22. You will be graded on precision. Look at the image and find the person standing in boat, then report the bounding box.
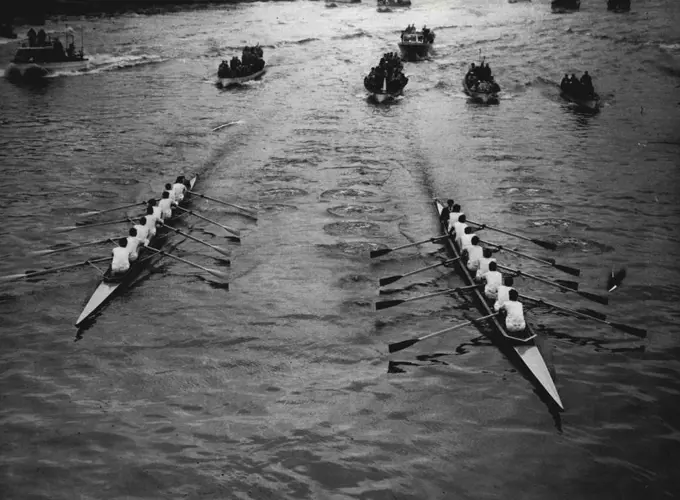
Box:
[37,29,47,46]
[111,238,131,275]
[499,289,526,333]
[494,276,515,312]
[27,28,37,47]
[479,261,503,300]
[580,71,593,94]
[560,73,569,90]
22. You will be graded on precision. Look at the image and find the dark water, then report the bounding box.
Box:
[1,0,679,498]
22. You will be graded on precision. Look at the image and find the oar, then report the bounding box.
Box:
[159,222,231,259]
[607,267,627,292]
[370,236,448,258]
[54,217,131,232]
[376,284,481,310]
[467,220,557,250]
[145,246,228,280]
[29,236,119,257]
[479,239,580,276]
[379,257,460,286]
[498,264,608,305]
[520,294,646,338]
[187,190,257,219]
[174,207,241,238]
[388,312,498,353]
[78,201,145,218]
[0,257,109,282]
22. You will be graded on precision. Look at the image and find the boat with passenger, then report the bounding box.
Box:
[559,72,600,111]
[6,27,88,79]
[364,52,408,103]
[607,0,630,11]
[217,45,266,87]
[75,176,197,327]
[551,0,580,12]
[434,199,563,410]
[378,0,411,6]
[463,61,500,104]
[397,25,434,61]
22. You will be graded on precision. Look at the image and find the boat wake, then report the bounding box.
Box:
[45,53,166,78]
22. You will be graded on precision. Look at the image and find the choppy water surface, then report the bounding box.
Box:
[1,0,679,498]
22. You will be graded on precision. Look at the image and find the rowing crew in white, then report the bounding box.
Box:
[110,176,188,275]
[442,199,527,335]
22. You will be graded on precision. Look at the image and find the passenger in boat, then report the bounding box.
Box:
[439,199,455,226]
[126,228,142,262]
[560,74,569,90]
[480,261,503,300]
[67,42,76,59]
[463,236,484,273]
[53,38,65,59]
[580,71,593,94]
[111,238,131,275]
[27,28,37,47]
[475,247,497,281]
[133,217,150,247]
[144,206,159,239]
[499,289,526,333]
[37,29,47,46]
[158,191,174,220]
[494,276,514,312]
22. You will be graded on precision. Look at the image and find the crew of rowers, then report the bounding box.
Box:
[400,24,435,44]
[560,72,594,97]
[439,199,527,338]
[365,52,409,93]
[110,176,190,276]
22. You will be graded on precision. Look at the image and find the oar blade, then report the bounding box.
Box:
[376,299,404,310]
[532,238,557,250]
[54,226,76,232]
[553,263,581,277]
[379,275,402,286]
[388,338,419,354]
[555,279,579,290]
[577,308,607,320]
[0,273,27,282]
[578,290,609,305]
[207,269,229,280]
[370,248,391,258]
[609,322,647,338]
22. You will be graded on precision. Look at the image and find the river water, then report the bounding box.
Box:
[1,0,679,498]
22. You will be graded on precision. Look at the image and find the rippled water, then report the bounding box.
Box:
[1,0,679,498]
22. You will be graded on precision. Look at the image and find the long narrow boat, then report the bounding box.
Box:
[75,175,197,327]
[434,199,563,410]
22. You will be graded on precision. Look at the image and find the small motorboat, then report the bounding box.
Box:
[217,45,266,87]
[6,27,88,79]
[364,52,408,103]
[462,62,500,104]
[607,0,630,11]
[397,27,435,61]
[559,75,600,111]
[551,0,580,12]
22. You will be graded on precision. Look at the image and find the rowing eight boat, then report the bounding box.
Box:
[434,199,563,410]
[75,175,198,327]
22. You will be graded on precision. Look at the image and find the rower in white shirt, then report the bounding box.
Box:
[126,227,142,262]
[164,184,177,204]
[158,191,174,220]
[132,217,150,247]
[499,289,526,333]
[111,238,131,275]
[147,199,163,224]
[172,176,187,203]
[452,214,468,246]
[475,248,497,281]
[459,226,475,251]
[479,261,503,300]
[144,206,159,239]
[494,276,515,312]
[462,236,484,273]
[447,204,463,233]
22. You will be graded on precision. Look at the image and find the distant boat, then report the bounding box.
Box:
[6,27,88,79]
[377,6,392,12]
[508,0,531,3]
[377,0,411,6]
[398,28,435,61]
[551,0,580,12]
[325,0,360,3]
[559,78,600,111]
[217,45,266,87]
[607,0,630,11]
[462,63,501,104]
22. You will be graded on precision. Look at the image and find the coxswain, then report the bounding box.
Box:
[158,191,174,220]
[462,236,484,273]
[493,276,514,312]
[126,228,142,262]
[144,206,158,239]
[480,261,503,300]
[133,217,150,247]
[499,289,526,333]
[111,238,131,275]
[172,176,186,203]
[439,199,455,226]
[475,247,497,281]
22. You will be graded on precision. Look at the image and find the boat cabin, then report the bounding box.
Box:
[400,32,426,44]
[13,30,85,64]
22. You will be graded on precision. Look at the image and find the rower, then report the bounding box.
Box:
[439,199,455,226]
[111,238,131,275]
[451,214,468,243]
[126,227,142,262]
[499,289,526,333]
[447,204,463,233]
[164,183,177,204]
[462,236,483,273]
[144,206,159,239]
[459,226,475,251]
[158,191,174,220]
[147,198,163,223]
[132,217,150,247]
[475,247,497,281]
[172,176,186,203]
[479,261,502,300]
[494,276,515,312]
